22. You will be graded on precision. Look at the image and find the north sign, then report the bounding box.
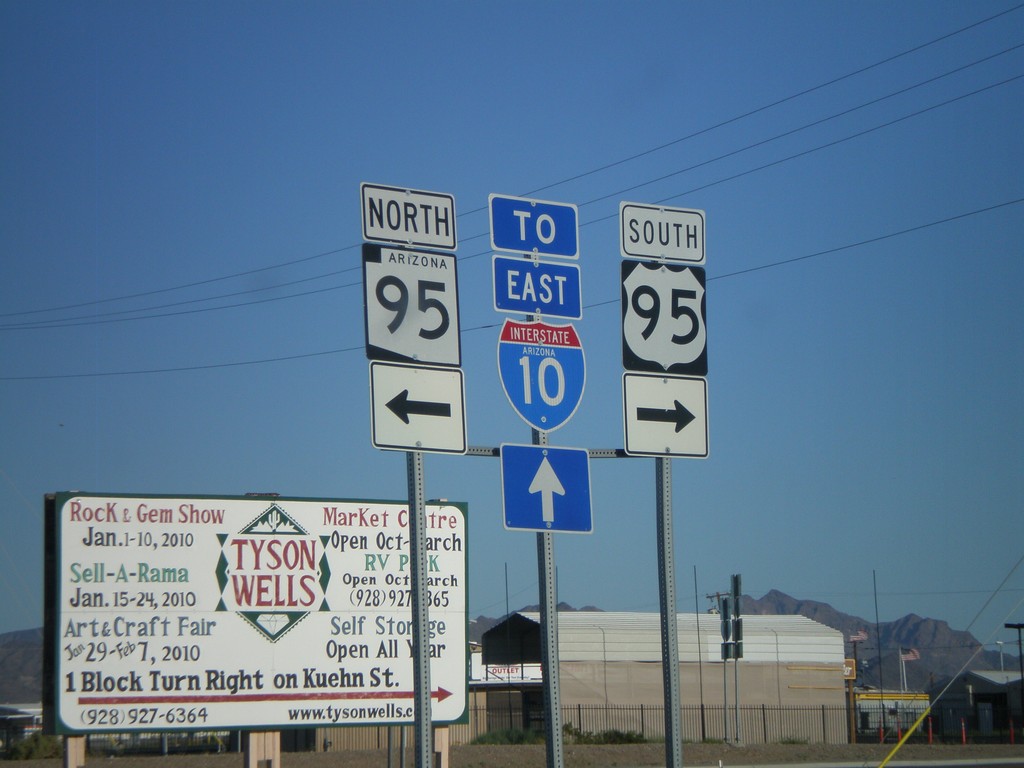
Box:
[489,194,579,259]
[622,261,707,376]
[361,182,457,251]
[500,444,592,533]
[497,319,585,433]
[492,255,582,320]
[370,362,467,454]
[620,202,705,264]
[363,244,461,367]
[622,372,708,458]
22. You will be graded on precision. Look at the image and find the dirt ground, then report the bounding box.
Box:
[17,742,1024,768]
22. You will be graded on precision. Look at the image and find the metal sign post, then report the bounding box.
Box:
[534,428,564,768]
[361,182,466,768]
[620,202,708,768]
[732,573,743,743]
[406,451,433,768]
[655,456,682,768]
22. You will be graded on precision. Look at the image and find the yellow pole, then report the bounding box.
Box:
[876,705,931,768]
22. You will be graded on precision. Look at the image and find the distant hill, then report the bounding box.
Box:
[3,593,1012,704]
[743,589,1004,691]
[0,627,42,703]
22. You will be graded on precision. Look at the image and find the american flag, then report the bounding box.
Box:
[900,647,921,661]
[849,629,868,643]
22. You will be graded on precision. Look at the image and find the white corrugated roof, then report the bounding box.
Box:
[967,669,1023,686]
[517,611,844,664]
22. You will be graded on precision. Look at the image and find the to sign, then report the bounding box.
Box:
[363,244,461,367]
[489,194,579,259]
[362,183,457,251]
[622,373,708,458]
[500,444,592,533]
[620,202,704,263]
[492,255,582,320]
[497,319,585,433]
[622,261,707,376]
[370,362,467,454]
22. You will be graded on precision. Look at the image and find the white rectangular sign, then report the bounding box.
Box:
[620,202,705,263]
[370,362,467,454]
[362,183,457,251]
[622,372,709,457]
[363,244,461,366]
[47,493,468,732]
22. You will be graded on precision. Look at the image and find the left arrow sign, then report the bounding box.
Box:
[370,362,466,454]
[386,389,453,424]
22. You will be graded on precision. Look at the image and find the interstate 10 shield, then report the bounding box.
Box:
[497,319,585,433]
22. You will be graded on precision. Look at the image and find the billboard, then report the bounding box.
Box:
[44,493,467,733]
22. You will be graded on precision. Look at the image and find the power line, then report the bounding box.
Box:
[4,4,1019,322]
[0,273,363,330]
[463,2,1024,212]
[3,196,1019,381]
[575,52,1024,209]
[0,244,357,320]
[8,63,1020,332]
[577,73,1024,230]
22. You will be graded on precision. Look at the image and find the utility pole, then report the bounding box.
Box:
[1006,623,1024,740]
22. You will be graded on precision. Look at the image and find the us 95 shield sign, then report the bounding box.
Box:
[44,493,468,733]
[621,261,707,376]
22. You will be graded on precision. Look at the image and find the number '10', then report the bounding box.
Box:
[519,357,565,406]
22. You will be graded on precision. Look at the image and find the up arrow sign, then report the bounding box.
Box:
[528,457,566,523]
[500,444,592,533]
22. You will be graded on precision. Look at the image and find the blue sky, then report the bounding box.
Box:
[2,0,1022,658]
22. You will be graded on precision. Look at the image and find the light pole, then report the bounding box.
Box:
[1005,623,1024,738]
[996,640,1004,672]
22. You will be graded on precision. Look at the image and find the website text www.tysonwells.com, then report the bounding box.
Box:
[287,701,413,723]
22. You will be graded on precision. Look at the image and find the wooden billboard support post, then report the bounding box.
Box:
[243,731,280,768]
[63,736,86,768]
[433,725,450,768]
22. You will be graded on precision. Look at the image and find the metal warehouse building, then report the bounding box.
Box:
[479,611,847,738]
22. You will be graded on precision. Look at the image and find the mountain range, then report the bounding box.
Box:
[2,590,1013,703]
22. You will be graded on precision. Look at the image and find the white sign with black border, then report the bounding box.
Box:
[370,362,467,454]
[620,202,705,263]
[621,261,707,376]
[361,182,457,251]
[622,372,708,458]
[363,243,461,367]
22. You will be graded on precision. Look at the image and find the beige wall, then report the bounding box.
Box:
[559,661,846,708]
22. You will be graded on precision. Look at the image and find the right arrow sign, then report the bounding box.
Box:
[623,373,708,458]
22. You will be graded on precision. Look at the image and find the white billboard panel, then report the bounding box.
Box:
[46,493,467,733]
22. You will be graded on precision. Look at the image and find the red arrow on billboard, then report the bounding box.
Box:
[79,687,453,705]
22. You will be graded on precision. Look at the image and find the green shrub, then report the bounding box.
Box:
[470,728,545,745]
[5,733,63,760]
[563,723,646,744]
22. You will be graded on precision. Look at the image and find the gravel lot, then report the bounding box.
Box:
[15,742,1024,768]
